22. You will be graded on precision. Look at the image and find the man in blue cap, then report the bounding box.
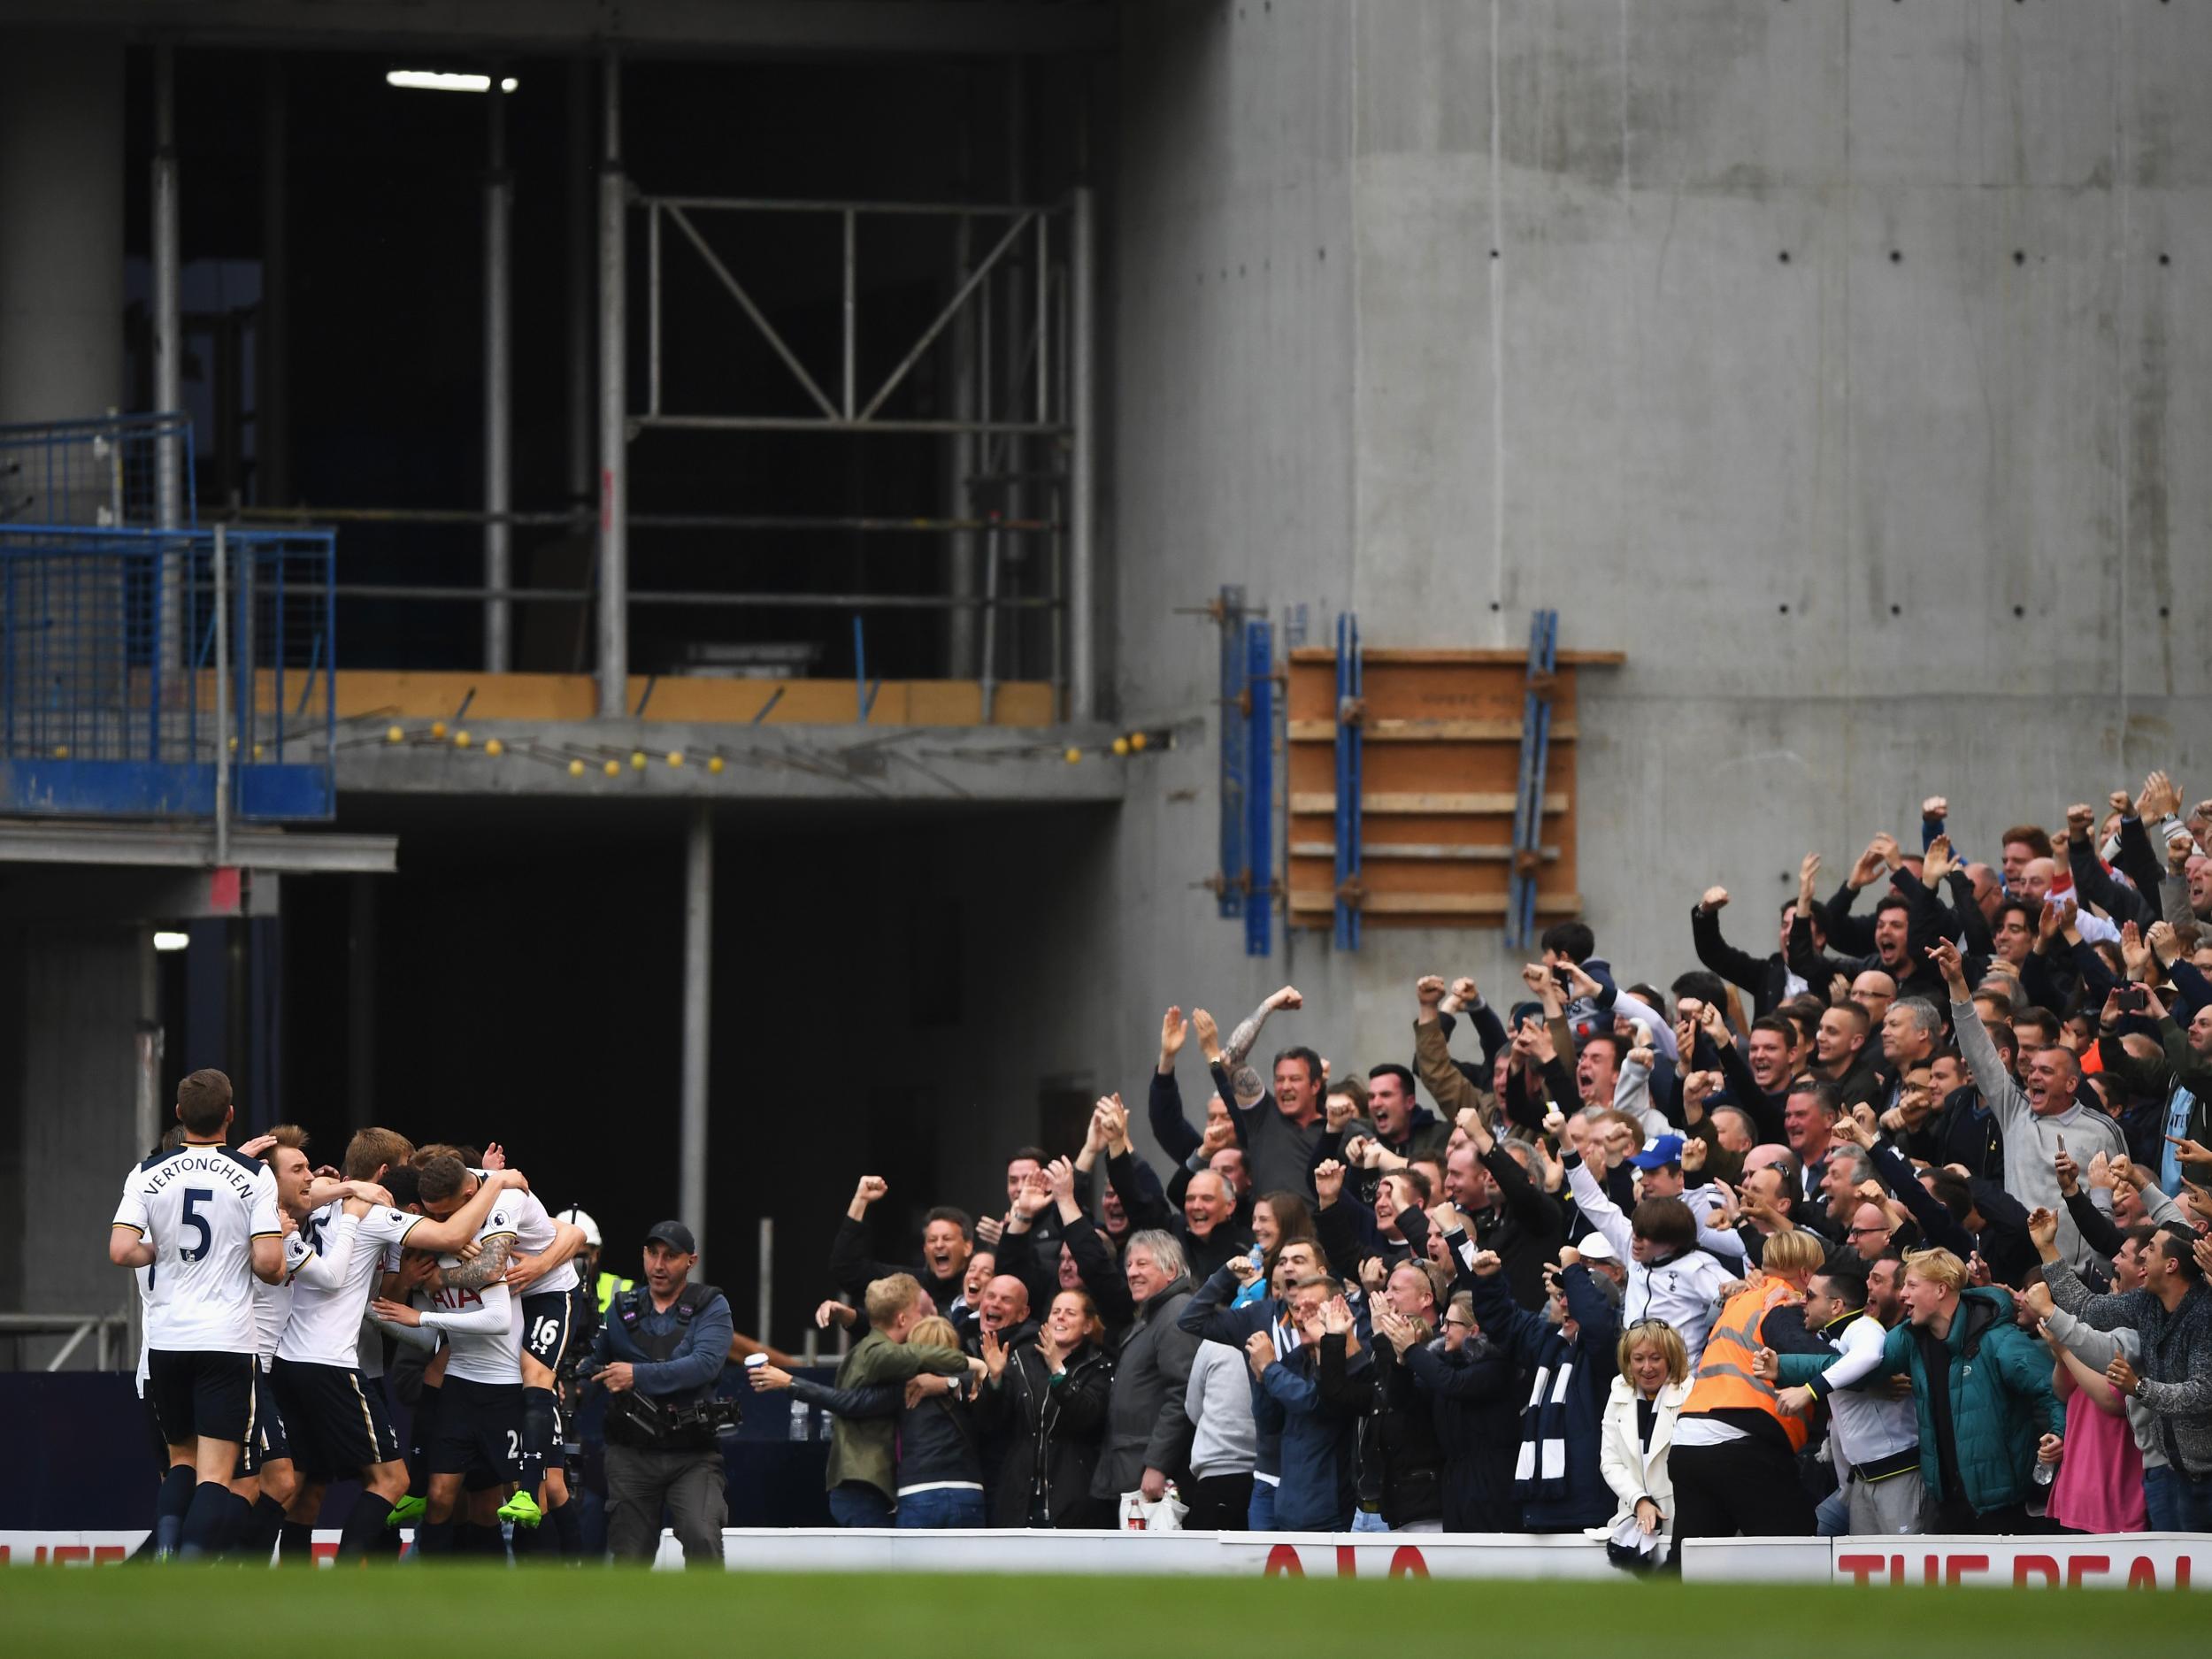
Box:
[1629,1134,1689,1200]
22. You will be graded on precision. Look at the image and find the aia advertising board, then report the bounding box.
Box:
[4,1529,2205,1586]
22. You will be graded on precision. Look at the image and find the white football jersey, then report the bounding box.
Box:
[419,1275,519,1384]
[469,1176,580,1296]
[251,1235,311,1364]
[277,1202,424,1368]
[112,1144,280,1354]
[420,1210,524,1385]
[357,1314,387,1381]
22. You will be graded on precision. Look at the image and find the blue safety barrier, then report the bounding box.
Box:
[0,525,336,821]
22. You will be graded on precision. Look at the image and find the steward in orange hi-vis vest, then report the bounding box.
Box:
[1680,1279,1809,1452]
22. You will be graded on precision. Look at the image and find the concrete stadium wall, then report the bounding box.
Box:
[1104,0,2212,1119]
[0,924,145,1365]
[0,34,123,423]
[4,4,2211,1308]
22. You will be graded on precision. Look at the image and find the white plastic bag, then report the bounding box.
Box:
[1603,1512,1671,1570]
[1118,1486,1188,1532]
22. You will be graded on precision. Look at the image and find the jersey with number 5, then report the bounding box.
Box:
[112,1145,280,1353]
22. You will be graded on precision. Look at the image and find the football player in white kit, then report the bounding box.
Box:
[128,1126,191,1559]
[108,1069,286,1558]
[477,1144,589,1554]
[226,1129,316,1560]
[273,1129,521,1562]
[373,1154,530,1558]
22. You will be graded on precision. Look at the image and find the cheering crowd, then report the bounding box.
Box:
[773,780,2212,1555]
[109,778,2212,1563]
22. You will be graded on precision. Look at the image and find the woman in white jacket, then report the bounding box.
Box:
[1599,1318,1694,1542]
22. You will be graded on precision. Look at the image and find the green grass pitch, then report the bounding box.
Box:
[2,1568,2206,1656]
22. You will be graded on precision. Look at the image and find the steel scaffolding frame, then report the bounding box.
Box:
[619,174,1094,719]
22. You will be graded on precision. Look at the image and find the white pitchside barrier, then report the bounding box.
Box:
[2,1529,2204,1586]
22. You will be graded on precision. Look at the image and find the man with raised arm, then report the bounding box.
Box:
[1193,987,1326,1199]
[1932,936,2124,1268]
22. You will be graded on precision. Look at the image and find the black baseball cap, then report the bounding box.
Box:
[644,1219,696,1254]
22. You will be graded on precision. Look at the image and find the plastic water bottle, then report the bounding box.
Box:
[788,1400,810,1441]
[2033,1455,2056,1487]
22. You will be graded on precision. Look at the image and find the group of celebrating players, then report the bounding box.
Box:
[107,1067,591,1563]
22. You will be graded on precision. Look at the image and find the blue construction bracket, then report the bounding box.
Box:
[1215,584,1248,918]
[851,616,882,721]
[1242,615,1275,957]
[1504,609,1560,949]
[1333,611,1363,951]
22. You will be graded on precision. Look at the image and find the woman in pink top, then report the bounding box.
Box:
[2038,1320,2146,1533]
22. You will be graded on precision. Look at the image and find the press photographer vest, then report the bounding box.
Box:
[605,1282,724,1451]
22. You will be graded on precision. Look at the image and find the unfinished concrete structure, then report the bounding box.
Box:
[3,2,2206,1361]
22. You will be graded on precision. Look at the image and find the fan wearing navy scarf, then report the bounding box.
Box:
[1452,1234,1620,1532]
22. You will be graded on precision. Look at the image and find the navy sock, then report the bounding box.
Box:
[222,1492,257,1559]
[279,1519,314,1566]
[248,1495,287,1560]
[337,1493,393,1563]
[179,1481,230,1559]
[509,1509,542,1556]
[550,1497,583,1560]
[154,1466,195,1557]
[415,1516,455,1556]
[519,1386,558,1497]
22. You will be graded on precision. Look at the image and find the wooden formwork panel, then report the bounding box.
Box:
[1285,649,1601,929]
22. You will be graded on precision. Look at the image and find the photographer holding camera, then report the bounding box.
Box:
[579,1219,733,1566]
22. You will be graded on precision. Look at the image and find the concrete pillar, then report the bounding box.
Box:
[679,803,712,1272]
[19,924,143,1367]
[0,34,124,424]
[346,874,377,1131]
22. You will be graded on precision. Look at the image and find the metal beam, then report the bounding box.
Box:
[1066,185,1096,722]
[213,524,231,864]
[566,55,593,515]
[483,84,513,672]
[679,801,712,1273]
[596,54,628,718]
[334,721,1126,804]
[663,204,840,420]
[0,822,398,872]
[152,46,183,667]
[258,55,290,505]
[635,414,1066,436]
[1,2,1117,56]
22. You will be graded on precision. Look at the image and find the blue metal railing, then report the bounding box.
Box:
[0,525,335,821]
[0,412,196,530]
[1504,609,1560,949]
[1333,611,1363,952]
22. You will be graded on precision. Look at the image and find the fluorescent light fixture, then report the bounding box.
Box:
[153,931,189,952]
[386,70,518,94]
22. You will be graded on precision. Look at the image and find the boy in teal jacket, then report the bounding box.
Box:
[1773,1247,2061,1532]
